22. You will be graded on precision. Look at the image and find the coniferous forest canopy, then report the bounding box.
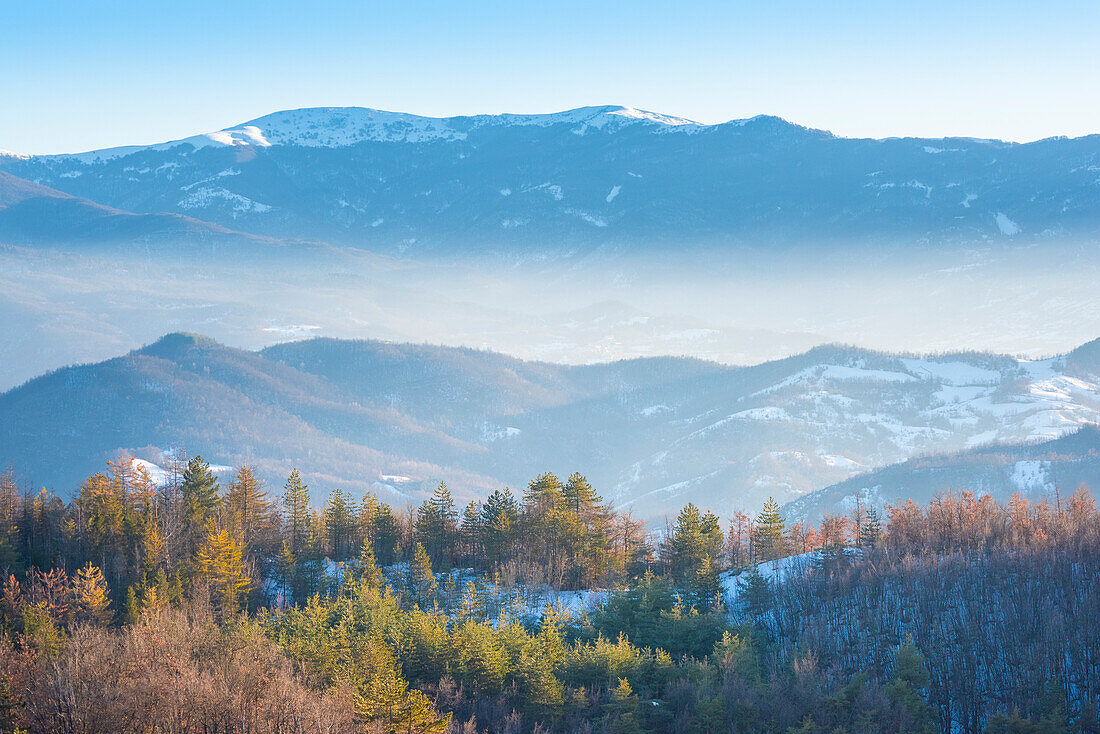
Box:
[1,455,1098,733]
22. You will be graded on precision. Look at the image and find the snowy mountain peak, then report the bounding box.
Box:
[195,105,706,148]
[48,105,712,161]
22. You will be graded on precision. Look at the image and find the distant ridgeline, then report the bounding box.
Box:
[1,456,1098,732]
[2,332,1099,522]
[4,105,1100,252]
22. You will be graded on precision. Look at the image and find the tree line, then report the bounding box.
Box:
[0,456,809,618]
[1,455,1097,732]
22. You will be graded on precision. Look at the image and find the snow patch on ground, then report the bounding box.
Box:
[734,406,791,421]
[1010,460,1052,493]
[720,552,819,603]
[899,358,1001,386]
[178,187,271,215]
[132,459,168,486]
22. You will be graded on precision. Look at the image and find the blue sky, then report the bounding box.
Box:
[2,0,1098,153]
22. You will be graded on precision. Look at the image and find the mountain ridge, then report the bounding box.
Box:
[0,170,304,251]
[3,106,811,159]
[5,105,1099,253]
[4,331,1100,519]
[785,424,1100,523]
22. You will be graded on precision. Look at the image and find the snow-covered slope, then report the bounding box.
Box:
[785,424,1100,524]
[599,346,1100,517]
[4,334,1100,519]
[5,105,1100,253]
[59,106,702,157]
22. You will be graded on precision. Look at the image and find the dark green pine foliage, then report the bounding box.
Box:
[860,506,884,547]
[884,640,936,732]
[563,471,600,515]
[738,563,771,619]
[564,472,614,587]
[406,542,438,609]
[415,482,458,570]
[181,455,219,531]
[753,496,787,562]
[282,469,311,556]
[459,501,482,565]
[667,503,724,583]
[324,487,356,561]
[690,554,722,612]
[369,502,401,566]
[480,488,518,570]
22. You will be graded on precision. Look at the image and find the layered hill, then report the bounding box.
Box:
[0,170,291,252]
[4,106,1100,254]
[2,334,1099,518]
[785,425,1100,524]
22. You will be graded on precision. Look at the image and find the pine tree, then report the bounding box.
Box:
[181,455,220,530]
[394,688,451,734]
[371,501,402,567]
[360,491,380,541]
[123,585,140,625]
[753,497,787,562]
[690,554,721,612]
[481,488,518,570]
[457,580,487,623]
[224,465,273,549]
[459,500,482,565]
[275,540,296,607]
[282,469,310,555]
[738,563,771,618]
[415,482,457,569]
[325,487,356,561]
[668,503,707,582]
[195,528,251,616]
[355,538,384,590]
[70,563,112,625]
[700,509,725,560]
[604,677,641,734]
[406,542,438,609]
[860,506,883,547]
[564,472,613,586]
[885,639,935,732]
[563,472,600,515]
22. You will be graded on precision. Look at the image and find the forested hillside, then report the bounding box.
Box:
[0,455,1096,732]
[3,332,1099,519]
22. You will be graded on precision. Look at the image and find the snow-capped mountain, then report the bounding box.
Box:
[603,342,1100,517]
[47,106,701,158]
[4,105,1100,254]
[3,333,1098,519]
